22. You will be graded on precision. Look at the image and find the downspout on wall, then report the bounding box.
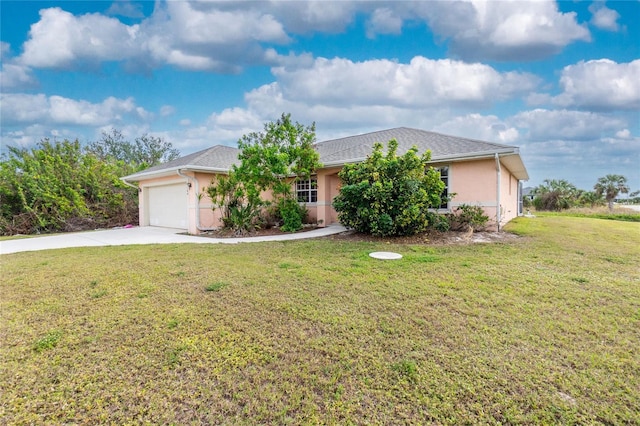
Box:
[495,153,501,232]
[177,169,216,232]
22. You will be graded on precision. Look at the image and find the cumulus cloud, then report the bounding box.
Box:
[0,63,38,91]
[433,114,520,144]
[552,59,640,110]
[511,109,626,141]
[267,1,358,34]
[271,56,538,108]
[414,0,590,61]
[20,7,140,68]
[589,1,620,31]
[17,2,292,73]
[106,0,145,19]
[14,1,594,76]
[366,8,404,38]
[0,93,151,126]
[0,42,38,90]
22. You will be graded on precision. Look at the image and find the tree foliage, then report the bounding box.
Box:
[332,139,445,237]
[594,174,630,211]
[532,179,579,211]
[1,131,180,235]
[207,113,321,233]
[87,129,179,172]
[0,139,138,234]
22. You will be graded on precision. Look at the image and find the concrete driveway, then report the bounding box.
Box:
[0,225,347,254]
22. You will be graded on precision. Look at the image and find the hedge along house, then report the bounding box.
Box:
[121,127,529,235]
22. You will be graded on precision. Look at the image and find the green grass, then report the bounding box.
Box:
[532,206,640,222]
[1,216,639,424]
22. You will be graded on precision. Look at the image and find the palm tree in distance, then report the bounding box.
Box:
[594,174,629,212]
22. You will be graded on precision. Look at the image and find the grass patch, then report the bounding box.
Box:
[2,216,639,424]
[33,331,62,352]
[205,281,228,292]
[533,206,640,222]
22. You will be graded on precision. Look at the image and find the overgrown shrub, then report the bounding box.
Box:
[0,139,138,235]
[426,211,451,232]
[224,202,263,235]
[449,204,490,231]
[332,139,445,237]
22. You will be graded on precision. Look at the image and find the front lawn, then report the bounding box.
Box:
[1,216,639,424]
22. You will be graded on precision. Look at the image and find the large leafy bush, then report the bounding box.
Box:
[332,139,445,236]
[207,113,321,233]
[0,139,138,234]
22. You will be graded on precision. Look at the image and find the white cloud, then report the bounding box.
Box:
[366,8,403,38]
[160,105,175,117]
[0,42,37,90]
[553,59,640,110]
[0,93,151,126]
[433,114,520,144]
[20,7,140,68]
[268,1,358,34]
[511,109,626,141]
[615,129,631,139]
[17,3,292,74]
[271,56,538,108]
[0,63,38,90]
[589,1,620,31]
[106,1,145,19]
[14,1,594,77]
[415,0,590,61]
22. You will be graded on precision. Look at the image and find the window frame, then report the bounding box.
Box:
[436,166,450,210]
[295,177,318,203]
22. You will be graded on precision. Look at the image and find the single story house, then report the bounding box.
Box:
[121,127,529,234]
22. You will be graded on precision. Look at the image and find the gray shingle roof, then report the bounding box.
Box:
[315,127,518,165]
[122,145,240,180]
[123,127,527,181]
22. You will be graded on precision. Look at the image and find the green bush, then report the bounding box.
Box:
[426,211,451,232]
[0,139,138,235]
[450,204,490,231]
[333,139,445,236]
[276,198,307,232]
[223,202,263,235]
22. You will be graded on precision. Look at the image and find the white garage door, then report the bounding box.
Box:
[147,184,188,229]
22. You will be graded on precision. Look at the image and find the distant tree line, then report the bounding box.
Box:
[0,130,179,235]
[527,175,637,212]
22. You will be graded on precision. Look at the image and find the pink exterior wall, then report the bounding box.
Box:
[500,167,521,225]
[135,157,522,234]
[193,172,224,232]
[435,158,521,230]
[315,167,342,226]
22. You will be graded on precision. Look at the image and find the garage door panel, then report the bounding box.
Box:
[148,184,188,229]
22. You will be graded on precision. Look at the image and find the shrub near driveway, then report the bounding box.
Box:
[1,217,639,424]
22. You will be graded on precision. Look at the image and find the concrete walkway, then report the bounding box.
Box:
[0,225,348,255]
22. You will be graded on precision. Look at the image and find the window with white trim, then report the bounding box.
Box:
[296,178,317,203]
[437,166,449,209]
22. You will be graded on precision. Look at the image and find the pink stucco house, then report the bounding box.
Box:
[121,127,529,234]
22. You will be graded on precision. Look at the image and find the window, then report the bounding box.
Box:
[437,166,449,209]
[296,178,317,203]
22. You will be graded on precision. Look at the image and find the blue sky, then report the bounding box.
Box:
[1,0,638,191]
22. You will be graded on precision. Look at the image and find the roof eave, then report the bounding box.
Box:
[121,165,231,182]
[320,147,518,168]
